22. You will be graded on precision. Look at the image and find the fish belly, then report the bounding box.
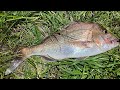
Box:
[44,44,111,60]
[73,45,105,57]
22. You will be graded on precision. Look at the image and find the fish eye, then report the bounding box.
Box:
[102,30,107,34]
[103,30,107,34]
[104,30,107,34]
[117,39,120,42]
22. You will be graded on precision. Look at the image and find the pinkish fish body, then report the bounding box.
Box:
[5,22,119,75]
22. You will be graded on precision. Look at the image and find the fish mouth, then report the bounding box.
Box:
[110,38,120,47]
[111,39,120,43]
[117,39,120,43]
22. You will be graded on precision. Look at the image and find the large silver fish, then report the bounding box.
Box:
[5,22,119,75]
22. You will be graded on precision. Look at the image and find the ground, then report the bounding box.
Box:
[0,11,120,79]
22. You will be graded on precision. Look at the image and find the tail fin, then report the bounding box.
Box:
[5,59,24,75]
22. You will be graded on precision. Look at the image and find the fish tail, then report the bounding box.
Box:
[5,59,24,75]
[4,46,40,75]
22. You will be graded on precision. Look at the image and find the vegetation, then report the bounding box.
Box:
[0,11,120,79]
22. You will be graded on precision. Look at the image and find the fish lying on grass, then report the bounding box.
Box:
[5,21,119,75]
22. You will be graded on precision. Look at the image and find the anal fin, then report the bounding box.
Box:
[75,56,89,60]
[41,56,57,62]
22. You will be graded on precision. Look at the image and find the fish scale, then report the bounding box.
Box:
[5,21,119,75]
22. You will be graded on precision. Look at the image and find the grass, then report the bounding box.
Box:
[0,11,120,79]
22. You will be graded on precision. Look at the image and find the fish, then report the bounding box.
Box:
[5,21,119,75]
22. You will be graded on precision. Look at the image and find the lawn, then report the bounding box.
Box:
[0,11,120,79]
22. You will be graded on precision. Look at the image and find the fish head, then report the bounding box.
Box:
[99,33,119,50]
